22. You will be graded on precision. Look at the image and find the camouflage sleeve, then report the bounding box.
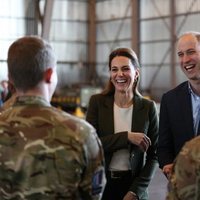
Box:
[166,137,200,200]
[79,123,106,200]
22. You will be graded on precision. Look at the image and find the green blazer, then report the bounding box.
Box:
[86,93,159,200]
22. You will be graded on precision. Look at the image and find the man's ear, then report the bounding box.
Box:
[44,68,53,83]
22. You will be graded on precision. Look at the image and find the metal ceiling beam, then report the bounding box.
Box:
[26,0,39,35]
[170,0,176,88]
[87,0,96,82]
[131,0,140,57]
[41,0,54,40]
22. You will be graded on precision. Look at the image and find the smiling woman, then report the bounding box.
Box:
[110,55,139,106]
[86,47,159,200]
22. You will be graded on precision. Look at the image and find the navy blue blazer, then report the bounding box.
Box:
[86,93,158,199]
[158,81,195,168]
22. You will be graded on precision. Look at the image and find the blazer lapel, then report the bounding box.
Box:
[178,83,194,135]
[103,95,115,134]
[131,95,144,131]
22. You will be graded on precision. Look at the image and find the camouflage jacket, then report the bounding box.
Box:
[0,96,106,200]
[166,136,200,200]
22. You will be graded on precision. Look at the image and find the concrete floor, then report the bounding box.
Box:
[149,167,168,200]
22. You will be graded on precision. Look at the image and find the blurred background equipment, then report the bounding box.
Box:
[51,85,102,118]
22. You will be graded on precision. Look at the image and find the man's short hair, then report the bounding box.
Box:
[7,36,56,92]
[178,31,200,42]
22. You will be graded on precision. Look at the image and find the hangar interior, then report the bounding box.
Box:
[1,0,199,199]
[0,0,200,113]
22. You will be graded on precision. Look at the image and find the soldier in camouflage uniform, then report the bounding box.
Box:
[0,36,106,199]
[166,136,200,200]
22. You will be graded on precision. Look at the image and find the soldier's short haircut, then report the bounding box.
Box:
[7,36,56,92]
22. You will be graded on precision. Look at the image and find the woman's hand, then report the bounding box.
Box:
[123,191,139,200]
[128,132,151,152]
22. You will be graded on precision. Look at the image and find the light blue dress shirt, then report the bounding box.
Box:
[189,84,200,135]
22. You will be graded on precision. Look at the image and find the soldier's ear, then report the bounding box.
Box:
[44,68,53,83]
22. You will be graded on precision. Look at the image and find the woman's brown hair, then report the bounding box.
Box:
[102,47,141,96]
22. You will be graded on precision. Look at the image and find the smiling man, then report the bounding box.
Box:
[158,31,200,180]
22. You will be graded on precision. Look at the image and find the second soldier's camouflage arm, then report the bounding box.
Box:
[166,137,200,200]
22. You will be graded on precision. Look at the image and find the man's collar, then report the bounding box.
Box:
[188,82,200,99]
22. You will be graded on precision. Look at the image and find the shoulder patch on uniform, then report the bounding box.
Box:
[92,168,104,195]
